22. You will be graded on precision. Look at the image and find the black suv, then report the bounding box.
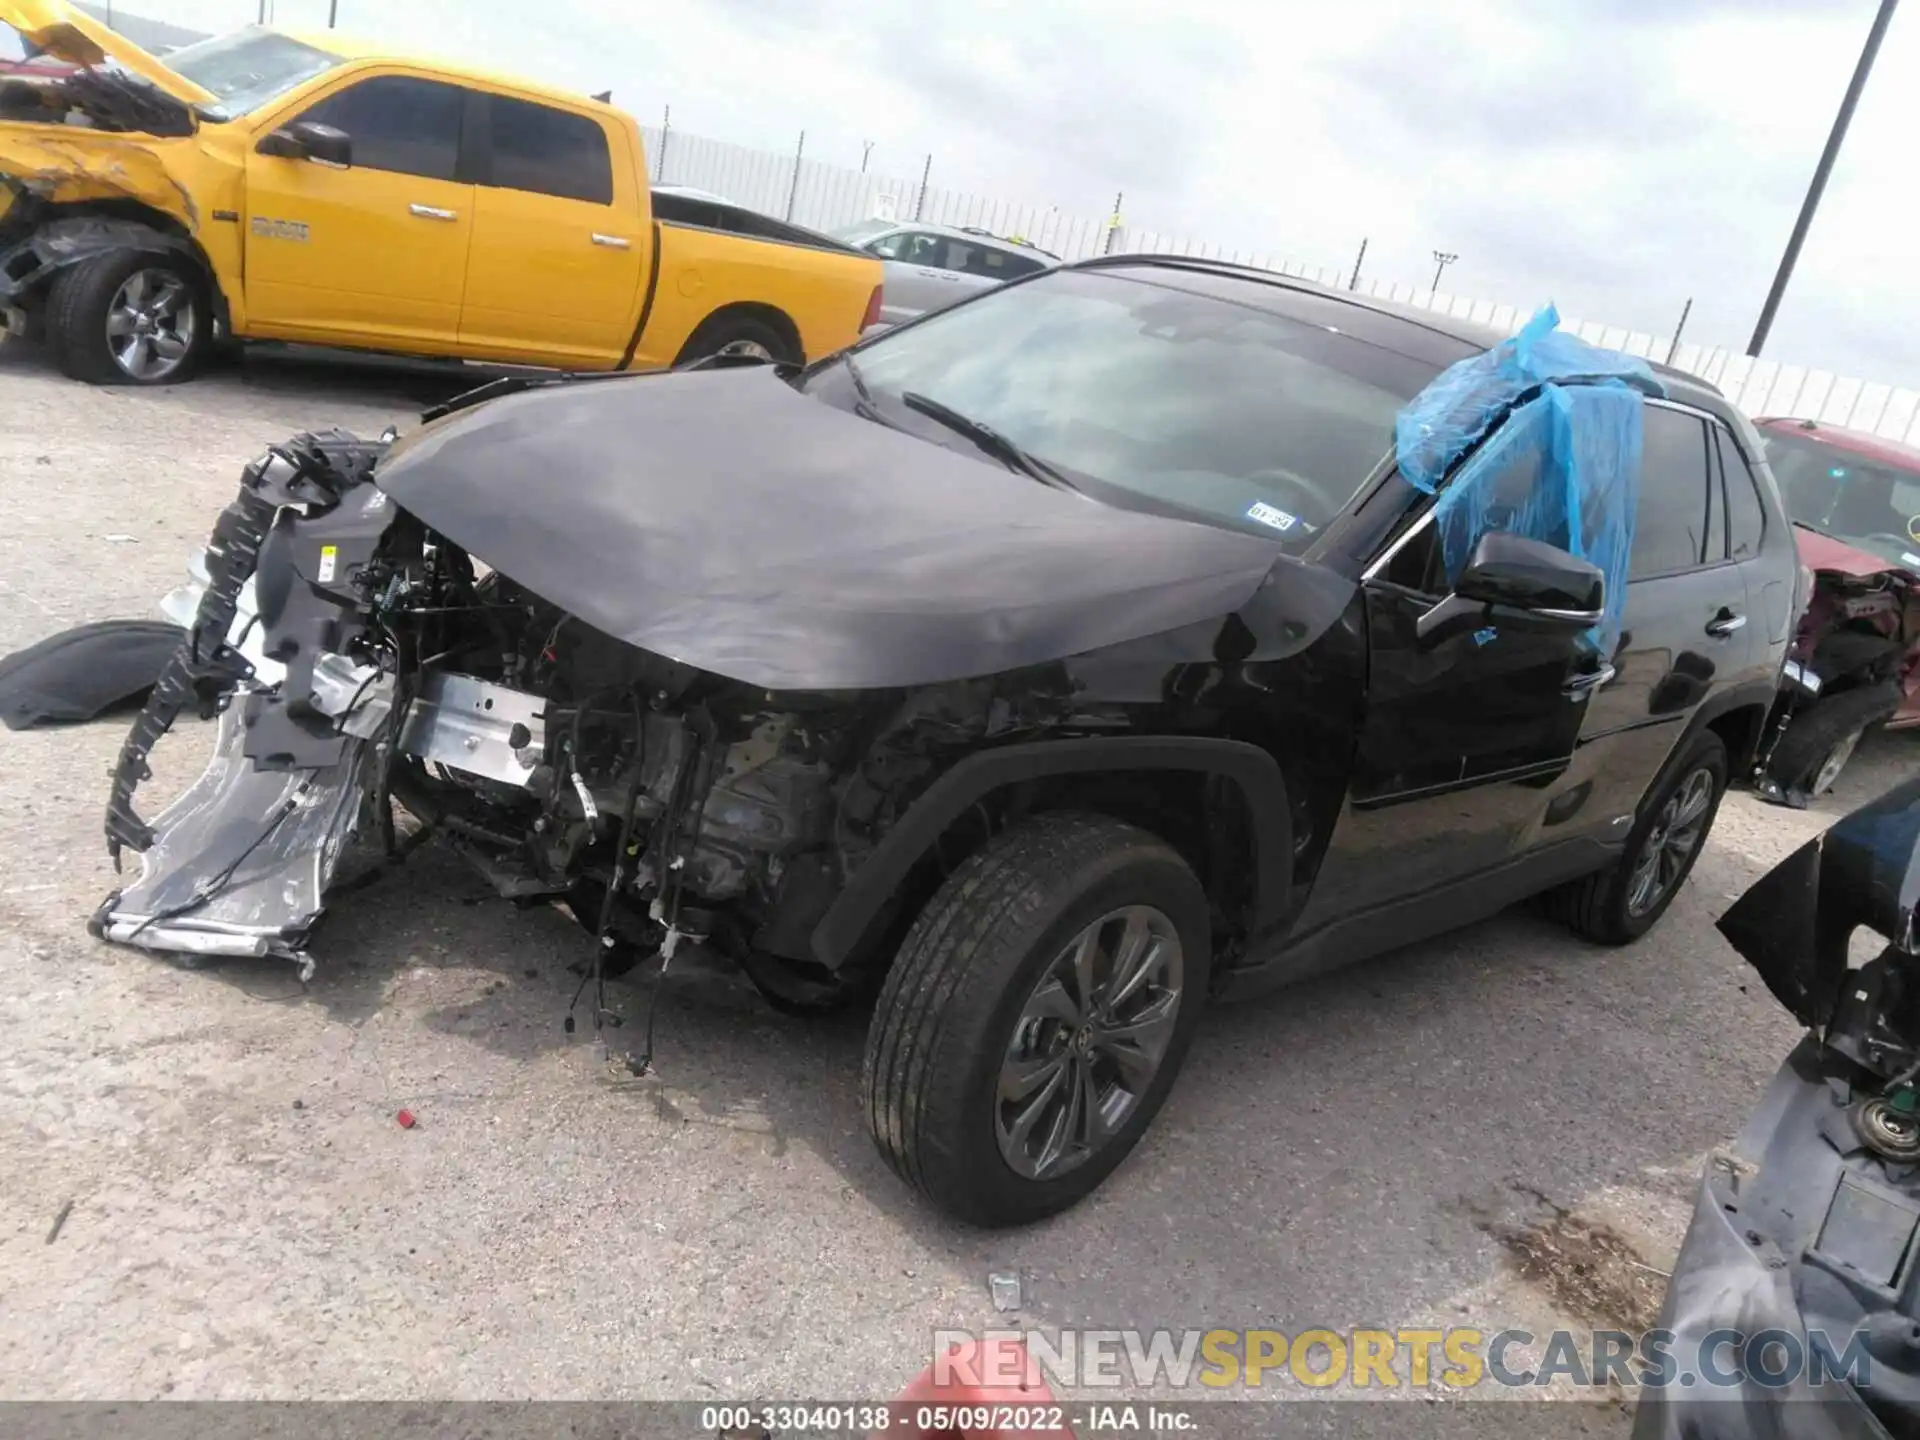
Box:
[95,257,1798,1226]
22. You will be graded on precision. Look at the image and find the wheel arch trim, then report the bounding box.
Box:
[809,735,1293,970]
[2,207,227,328]
[1635,680,1775,814]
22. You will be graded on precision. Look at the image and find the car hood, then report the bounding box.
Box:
[373,367,1336,691]
[1717,773,1920,1055]
[0,0,214,106]
[1793,522,1918,580]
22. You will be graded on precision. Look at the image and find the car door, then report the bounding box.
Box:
[1293,418,1601,930]
[244,73,476,352]
[1567,402,1761,838]
[867,230,969,322]
[457,92,647,366]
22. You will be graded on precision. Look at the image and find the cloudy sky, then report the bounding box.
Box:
[126,0,1917,387]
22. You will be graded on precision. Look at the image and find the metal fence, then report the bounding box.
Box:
[645,122,1920,448]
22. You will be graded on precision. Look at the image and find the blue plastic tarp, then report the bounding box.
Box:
[1394,304,1663,656]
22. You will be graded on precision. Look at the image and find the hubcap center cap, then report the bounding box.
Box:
[1073,1025,1095,1057]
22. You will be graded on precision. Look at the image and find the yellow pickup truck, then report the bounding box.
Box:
[0,2,881,384]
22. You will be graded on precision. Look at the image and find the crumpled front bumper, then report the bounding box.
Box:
[1632,1040,1908,1439]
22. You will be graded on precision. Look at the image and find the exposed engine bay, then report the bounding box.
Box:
[0,54,192,135]
[90,429,1082,1013]
[1795,564,1919,698]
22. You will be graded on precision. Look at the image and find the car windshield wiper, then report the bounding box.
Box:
[843,353,892,425]
[899,391,1075,491]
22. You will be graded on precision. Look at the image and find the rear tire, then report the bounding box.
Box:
[862,812,1210,1227]
[674,312,798,366]
[48,249,210,386]
[1550,730,1728,945]
[1764,682,1900,797]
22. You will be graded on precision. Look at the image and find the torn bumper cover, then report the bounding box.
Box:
[90,430,394,966]
[1634,776,1920,1439]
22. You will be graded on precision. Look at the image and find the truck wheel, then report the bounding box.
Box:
[1765,682,1901,797]
[1550,730,1728,946]
[862,812,1210,1227]
[676,313,797,366]
[47,250,209,386]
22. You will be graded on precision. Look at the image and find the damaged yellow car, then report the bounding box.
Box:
[0,1,881,384]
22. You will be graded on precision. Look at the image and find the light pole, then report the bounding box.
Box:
[1430,250,1458,296]
[1746,0,1899,356]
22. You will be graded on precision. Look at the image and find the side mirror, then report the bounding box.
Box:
[258,120,352,167]
[1416,530,1605,644]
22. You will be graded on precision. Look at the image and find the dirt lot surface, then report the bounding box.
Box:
[0,340,1911,1411]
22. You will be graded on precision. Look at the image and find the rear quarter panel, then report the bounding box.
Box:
[637,224,879,367]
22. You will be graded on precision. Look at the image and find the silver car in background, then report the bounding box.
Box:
[832,220,1056,327]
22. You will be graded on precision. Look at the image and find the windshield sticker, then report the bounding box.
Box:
[1245,502,1298,532]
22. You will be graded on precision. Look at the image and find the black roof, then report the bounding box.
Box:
[1071,254,1740,429]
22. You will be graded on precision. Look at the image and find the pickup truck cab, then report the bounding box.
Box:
[0,3,881,383]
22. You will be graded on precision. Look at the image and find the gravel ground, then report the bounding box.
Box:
[0,339,1913,1411]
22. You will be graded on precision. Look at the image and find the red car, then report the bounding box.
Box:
[1754,417,1920,797]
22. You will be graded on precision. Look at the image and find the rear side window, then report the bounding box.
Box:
[962,246,1045,281]
[298,76,465,182]
[874,232,952,267]
[1714,428,1767,561]
[485,95,613,204]
[1631,406,1713,578]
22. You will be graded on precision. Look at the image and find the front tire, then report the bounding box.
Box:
[1764,682,1900,797]
[48,250,210,386]
[862,812,1210,1227]
[1551,730,1728,945]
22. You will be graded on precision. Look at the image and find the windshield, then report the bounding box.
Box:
[165,28,340,119]
[831,219,895,245]
[1762,428,1920,568]
[841,266,1437,546]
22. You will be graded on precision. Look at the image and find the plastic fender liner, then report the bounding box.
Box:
[0,618,184,730]
[0,214,204,303]
[807,735,1292,971]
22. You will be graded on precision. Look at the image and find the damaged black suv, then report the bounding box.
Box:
[94,258,1797,1225]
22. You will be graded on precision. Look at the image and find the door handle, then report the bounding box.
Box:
[1562,663,1616,698]
[409,203,458,221]
[1705,610,1747,638]
[591,233,631,248]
